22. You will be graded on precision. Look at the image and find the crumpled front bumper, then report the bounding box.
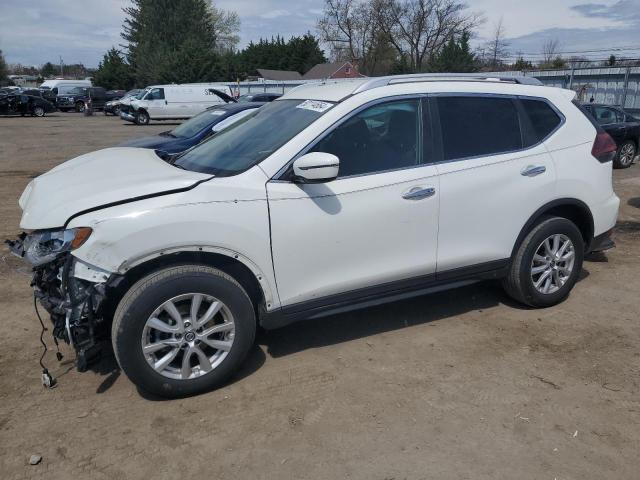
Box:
[6,233,121,370]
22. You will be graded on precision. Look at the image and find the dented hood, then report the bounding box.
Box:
[19,147,211,230]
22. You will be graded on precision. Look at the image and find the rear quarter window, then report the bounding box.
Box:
[521,99,562,144]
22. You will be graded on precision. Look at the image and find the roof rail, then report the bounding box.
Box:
[352,73,543,94]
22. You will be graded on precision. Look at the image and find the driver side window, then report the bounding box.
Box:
[147,88,165,101]
[310,99,421,178]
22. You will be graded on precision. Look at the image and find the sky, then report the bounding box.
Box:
[1,0,639,67]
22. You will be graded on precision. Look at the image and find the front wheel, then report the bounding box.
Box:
[614,140,636,169]
[503,216,584,307]
[112,265,256,398]
[75,101,85,113]
[135,110,149,125]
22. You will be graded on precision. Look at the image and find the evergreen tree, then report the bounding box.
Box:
[40,62,58,78]
[430,31,477,73]
[287,34,327,74]
[121,0,219,85]
[0,50,8,86]
[514,56,533,71]
[93,48,134,89]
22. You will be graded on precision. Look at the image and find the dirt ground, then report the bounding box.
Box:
[0,112,639,480]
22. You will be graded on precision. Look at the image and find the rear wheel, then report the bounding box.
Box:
[75,101,85,113]
[135,110,149,125]
[112,265,256,398]
[503,216,584,307]
[614,140,636,169]
[32,106,45,117]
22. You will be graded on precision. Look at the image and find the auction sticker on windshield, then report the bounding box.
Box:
[210,110,226,116]
[296,100,332,113]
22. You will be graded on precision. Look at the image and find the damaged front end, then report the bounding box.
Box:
[6,228,121,372]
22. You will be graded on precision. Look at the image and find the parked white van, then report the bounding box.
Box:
[120,84,235,125]
[39,79,92,96]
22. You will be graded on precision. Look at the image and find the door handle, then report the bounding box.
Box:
[521,165,546,177]
[402,186,436,200]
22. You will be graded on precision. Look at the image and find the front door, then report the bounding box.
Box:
[145,87,166,119]
[266,98,440,307]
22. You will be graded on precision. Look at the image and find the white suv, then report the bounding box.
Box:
[9,74,620,397]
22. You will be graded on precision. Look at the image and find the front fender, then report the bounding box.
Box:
[68,185,279,308]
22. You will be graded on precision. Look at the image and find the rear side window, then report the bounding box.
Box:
[436,96,521,161]
[521,99,562,144]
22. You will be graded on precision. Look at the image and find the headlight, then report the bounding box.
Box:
[22,227,92,266]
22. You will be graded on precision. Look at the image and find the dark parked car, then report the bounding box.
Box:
[117,102,264,153]
[237,92,281,102]
[583,103,640,168]
[56,86,112,112]
[0,93,56,117]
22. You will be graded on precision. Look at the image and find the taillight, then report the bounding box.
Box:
[592,132,617,163]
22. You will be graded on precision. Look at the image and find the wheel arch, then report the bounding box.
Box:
[511,198,595,258]
[102,248,275,328]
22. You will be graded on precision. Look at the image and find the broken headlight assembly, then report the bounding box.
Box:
[14,227,92,266]
[5,226,114,383]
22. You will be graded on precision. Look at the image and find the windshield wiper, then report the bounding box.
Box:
[159,131,177,137]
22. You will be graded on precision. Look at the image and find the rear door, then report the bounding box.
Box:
[432,94,561,273]
[267,97,440,306]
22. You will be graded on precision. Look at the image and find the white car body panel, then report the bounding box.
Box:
[67,167,280,309]
[19,147,210,229]
[267,166,439,305]
[436,142,557,271]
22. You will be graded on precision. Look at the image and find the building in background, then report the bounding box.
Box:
[303,62,364,80]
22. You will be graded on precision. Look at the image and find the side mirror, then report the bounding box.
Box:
[293,152,339,183]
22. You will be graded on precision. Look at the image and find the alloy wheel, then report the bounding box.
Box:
[619,143,635,166]
[530,234,576,294]
[141,293,235,380]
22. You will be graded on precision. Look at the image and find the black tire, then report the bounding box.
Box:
[75,101,85,113]
[502,216,584,307]
[33,106,45,117]
[112,265,256,398]
[135,110,149,125]
[613,140,636,169]
[114,106,120,116]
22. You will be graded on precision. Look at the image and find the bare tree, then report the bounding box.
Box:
[317,0,383,74]
[485,17,508,69]
[374,0,482,72]
[208,4,240,53]
[541,38,560,65]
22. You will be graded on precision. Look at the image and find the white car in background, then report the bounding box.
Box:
[9,74,619,397]
[119,83,235,125]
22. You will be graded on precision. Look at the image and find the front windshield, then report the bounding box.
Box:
[171,108,231,138]
[174,99,333,176]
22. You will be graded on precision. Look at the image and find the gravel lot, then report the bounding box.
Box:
[1,112,639,480]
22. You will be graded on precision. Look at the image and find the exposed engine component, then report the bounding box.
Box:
[6,233,115,375]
